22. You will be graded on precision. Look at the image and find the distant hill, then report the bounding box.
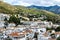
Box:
[28,5,60,14]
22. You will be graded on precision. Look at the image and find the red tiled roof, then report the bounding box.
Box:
[9,32,25,37]
[9,29,33,37]
[25,30,32,33]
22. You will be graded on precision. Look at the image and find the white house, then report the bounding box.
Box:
[30,21,53,28]
[38,35,49,40]
[0,21,5,28]
[0,13,10,21]
[8,23,16,27]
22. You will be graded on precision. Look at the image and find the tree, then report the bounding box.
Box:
[8,15,20,26]
[55,26,60,32]
[46,27,55,31]
[57,36,60,40]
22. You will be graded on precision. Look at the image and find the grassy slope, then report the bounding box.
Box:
[0,1,60,23]
[0,1,58,17]
[0,1,18,14]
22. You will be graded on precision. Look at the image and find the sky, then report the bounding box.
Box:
[1,0,60,6]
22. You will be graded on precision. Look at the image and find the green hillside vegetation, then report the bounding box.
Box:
[0,1,60,24]
[0,1,18,14]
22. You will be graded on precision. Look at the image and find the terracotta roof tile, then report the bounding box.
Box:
[9,32,25,37]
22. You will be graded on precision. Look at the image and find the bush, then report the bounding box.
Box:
[46,27,52,31]
[57,36,60,40]
[46,27,55,31]
[55,26,60,32]
[9,15,20,26]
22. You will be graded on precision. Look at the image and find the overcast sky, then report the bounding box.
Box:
[2,0,60,6]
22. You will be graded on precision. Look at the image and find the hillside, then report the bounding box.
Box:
[15,5,56,15]
[0,1,57,15]
[28,5,60,14]
[0,1,60,23]
[0,1,18,14]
